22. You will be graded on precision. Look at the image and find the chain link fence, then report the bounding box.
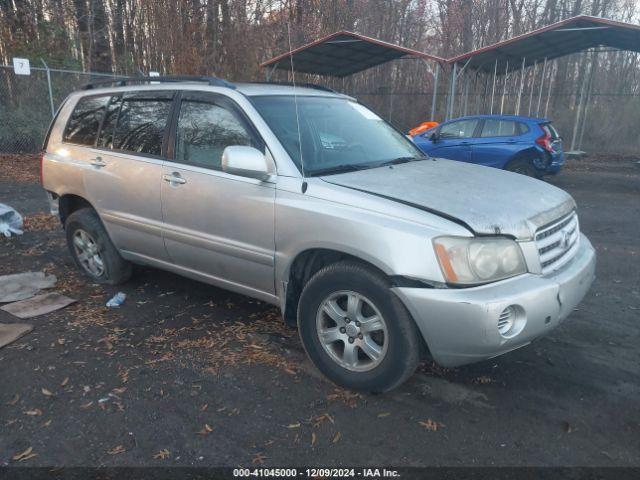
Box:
[2,64,639,155]
[0,65,126,153]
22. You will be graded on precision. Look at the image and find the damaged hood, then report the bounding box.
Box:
[322,158,575,239]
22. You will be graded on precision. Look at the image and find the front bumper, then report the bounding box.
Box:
[393,234,596,367]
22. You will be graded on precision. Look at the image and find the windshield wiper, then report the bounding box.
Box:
[309,164,371,177]
[374,156,427,168]
[309,156,427,177]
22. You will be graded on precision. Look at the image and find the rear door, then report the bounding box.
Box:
[472,119,525,168]
[160,91,276,299]
[424,119,479,162]
[82,91,174,261]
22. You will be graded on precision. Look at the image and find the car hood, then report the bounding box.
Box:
[321,158,575,239]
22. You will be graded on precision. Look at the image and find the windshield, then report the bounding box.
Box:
[251,95,425,176]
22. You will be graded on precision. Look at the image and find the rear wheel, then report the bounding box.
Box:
[65,208,132,285]
[505,156,539,177]
[297,261,421,393]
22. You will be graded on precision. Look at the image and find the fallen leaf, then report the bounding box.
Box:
[332,432,342,444]
[377,412,390,418]
[41,388,53,397]
[200,403,208,411]
[153,449,171,459]
[24,409,43,416]
[311,432,317,447]
[197,424,213,435]
[42,419,52,427]
[112,387,127,394]
[474,376,492,385]
[107,445,126,455]
[80,401,93,409]
[287,422,301,429]
[252,452,267,464]
[419,419,445,431]
[13,447,35,462]
[7,394,20,406]
[61,377,69,387]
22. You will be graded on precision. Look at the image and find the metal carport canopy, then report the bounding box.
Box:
[260,30,444,77]
[449,15,640,73]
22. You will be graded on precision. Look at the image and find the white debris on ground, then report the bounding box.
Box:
[0,203,23,237]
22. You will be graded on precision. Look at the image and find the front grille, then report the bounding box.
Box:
[535,211,580,274]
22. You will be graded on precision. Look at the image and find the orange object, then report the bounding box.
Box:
[409,121,439,137]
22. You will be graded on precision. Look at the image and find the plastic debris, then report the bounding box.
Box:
[0,203,23,238]
[0,271,57,303]
[106,292,126,308]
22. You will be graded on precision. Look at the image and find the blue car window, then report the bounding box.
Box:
[439,119,479,139]
[480,119,520,137]
[480,119,519,137]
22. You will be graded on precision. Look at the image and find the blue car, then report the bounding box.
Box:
[412,115,564,177]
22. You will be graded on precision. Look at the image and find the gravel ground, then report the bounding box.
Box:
[0,154,638,468]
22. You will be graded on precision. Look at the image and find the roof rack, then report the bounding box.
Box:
[81,75,235,91]
[256,81,338,93]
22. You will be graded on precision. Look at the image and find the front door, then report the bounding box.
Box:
[160,92,276,299]
[427,118,479,162]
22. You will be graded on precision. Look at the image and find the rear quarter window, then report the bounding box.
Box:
[63,95,110,146]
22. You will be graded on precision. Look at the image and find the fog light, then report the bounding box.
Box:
[498,306,515,336]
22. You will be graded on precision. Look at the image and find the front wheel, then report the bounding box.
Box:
[297,261,421,393]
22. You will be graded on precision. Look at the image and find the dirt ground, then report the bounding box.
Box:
[0,153,638,468]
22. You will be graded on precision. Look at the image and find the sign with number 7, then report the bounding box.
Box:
[13,57,31,76]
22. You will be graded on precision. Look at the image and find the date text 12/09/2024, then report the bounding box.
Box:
[233,468,400,478]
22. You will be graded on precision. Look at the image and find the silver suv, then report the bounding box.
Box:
[42,77,596,392]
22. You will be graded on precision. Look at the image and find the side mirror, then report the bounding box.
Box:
[430,132,439,142]
[222,146,271,180]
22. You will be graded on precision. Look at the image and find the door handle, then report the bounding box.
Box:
[90,156,106,168]
[163,173,187,185]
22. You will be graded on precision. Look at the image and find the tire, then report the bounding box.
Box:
[505,156,539,178]
[297,261,421,393]
[65,208,132,285]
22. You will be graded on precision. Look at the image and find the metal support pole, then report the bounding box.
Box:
[527,61,537,116]
[536,57,547,116]
[480,73,489,114]
[41,59,55,117]
[490,59,497,114]
[431,63,440,120]
[463,73,470,116]
[446,63,457,120]
[544,61,554,118]
[500,60,509,114]
[515,57,526,115]
[570,56,590,152]
[578,53,597,151]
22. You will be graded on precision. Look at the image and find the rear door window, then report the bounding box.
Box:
[96,96,122,149]
[439,119,479,139]
[112,91,174,156]
[63,96,110,146]
[480,119,520,137]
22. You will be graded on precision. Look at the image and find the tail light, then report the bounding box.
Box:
[40,151,45,185]
[536,126,554,153]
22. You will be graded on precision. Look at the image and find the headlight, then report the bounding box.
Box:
[433,236,527,286]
